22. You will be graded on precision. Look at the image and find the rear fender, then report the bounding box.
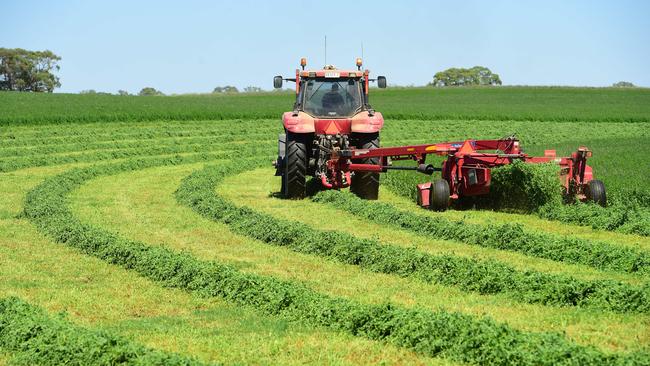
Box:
[283,112,315,133]
[351,111,384,133]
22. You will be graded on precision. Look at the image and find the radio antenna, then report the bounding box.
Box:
[324,35,327,66]
[361,41,364,61]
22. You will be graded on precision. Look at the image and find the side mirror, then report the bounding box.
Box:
[377,76,387,88]
[273,76,283,89]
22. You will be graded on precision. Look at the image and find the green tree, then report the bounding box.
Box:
[117,90,130,96]
[0,48,61,92]
[79,89,97,94]
[430,66,501,87]
[213,85,239,93]
[612,81,635,88]
[138,87,164,96]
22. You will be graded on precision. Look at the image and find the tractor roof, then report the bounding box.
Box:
[299,68,367,78]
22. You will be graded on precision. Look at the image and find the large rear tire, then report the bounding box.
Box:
[587,179,606,207]
[282,133,309,199]
[350,133,380,200]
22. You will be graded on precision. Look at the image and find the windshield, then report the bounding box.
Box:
[301,78,363,118]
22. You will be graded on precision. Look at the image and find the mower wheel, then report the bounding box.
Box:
[587,179,607,207]
[429,179,450,211]
[350,133,380,200]
[282,132,309,199]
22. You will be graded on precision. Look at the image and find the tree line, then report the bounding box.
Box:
[80,85,267,96]
[430,66,502,87]
[2,48,641,93]
[0,48,61,92]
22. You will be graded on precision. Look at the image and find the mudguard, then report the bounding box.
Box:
[351,111,384,133]
[283,111,384,134]
[283,112,315,133]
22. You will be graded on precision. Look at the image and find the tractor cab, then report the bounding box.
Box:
[274,58,386,136]
[274,58,386,117]
[301,75,363,118]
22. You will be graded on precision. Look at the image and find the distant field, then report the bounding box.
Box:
[1,86,650,124]
[1,88,649,365]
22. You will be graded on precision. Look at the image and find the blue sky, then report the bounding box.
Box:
[2,0,649,93]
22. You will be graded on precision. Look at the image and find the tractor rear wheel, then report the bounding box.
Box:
[429,179,450,211]
[587,179,606,207]
[350,133,380,200]
[282,132,309,199]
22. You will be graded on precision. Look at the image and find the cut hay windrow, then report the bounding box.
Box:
[21,156,650,365]
[0,297,208,366]
[0,131,275,157]
[176,164,650,313]
[0,119,275,140]
[491,163,650,236]
[382,162,650,237]
[538,202,650,237]
[312,190,650,275]
[0,123,275,149]
[0,143,272,173]
[486,161,564,211]
[0,139,273,165]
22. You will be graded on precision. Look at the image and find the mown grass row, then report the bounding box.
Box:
[490,162,650,236]
[0,124,276,148]
[0,142,273,173]
[0,134,459,162]
[21,156,650,365]
[0,130,429,157]
[7,118,647,212]
[1,119,276,139]
[538,203,650,237]
[381,163,650,236]
[0,136,273,161]
[311,190,650,275]
[5,120,646,152]
[0,297,207,366]
[0,131,275,157]
[177,163,650,313]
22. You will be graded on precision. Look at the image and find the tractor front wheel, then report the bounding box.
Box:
[350,133,380,200]
[587,179,606,207]
[282,132,309,199]
[429,179,450,211]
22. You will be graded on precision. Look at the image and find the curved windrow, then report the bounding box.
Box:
[23,156,650,365]
[0,297,207,366]
[176,164,650,314]
[381,168,650,237]
[311,190,650,275]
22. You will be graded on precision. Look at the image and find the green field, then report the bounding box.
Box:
[1,88,649,365]
[2,86,650,124]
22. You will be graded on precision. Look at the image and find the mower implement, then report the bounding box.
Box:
[330,136,605,211]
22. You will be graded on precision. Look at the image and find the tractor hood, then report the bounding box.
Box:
[282,111,384,135]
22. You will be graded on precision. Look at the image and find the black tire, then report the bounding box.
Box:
[587,179,606,207]
[282,133,309,199]
[350,133,380,200]
[429,179,450,211]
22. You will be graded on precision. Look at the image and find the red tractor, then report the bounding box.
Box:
[273,58,386,199]
[273,58,606,211]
